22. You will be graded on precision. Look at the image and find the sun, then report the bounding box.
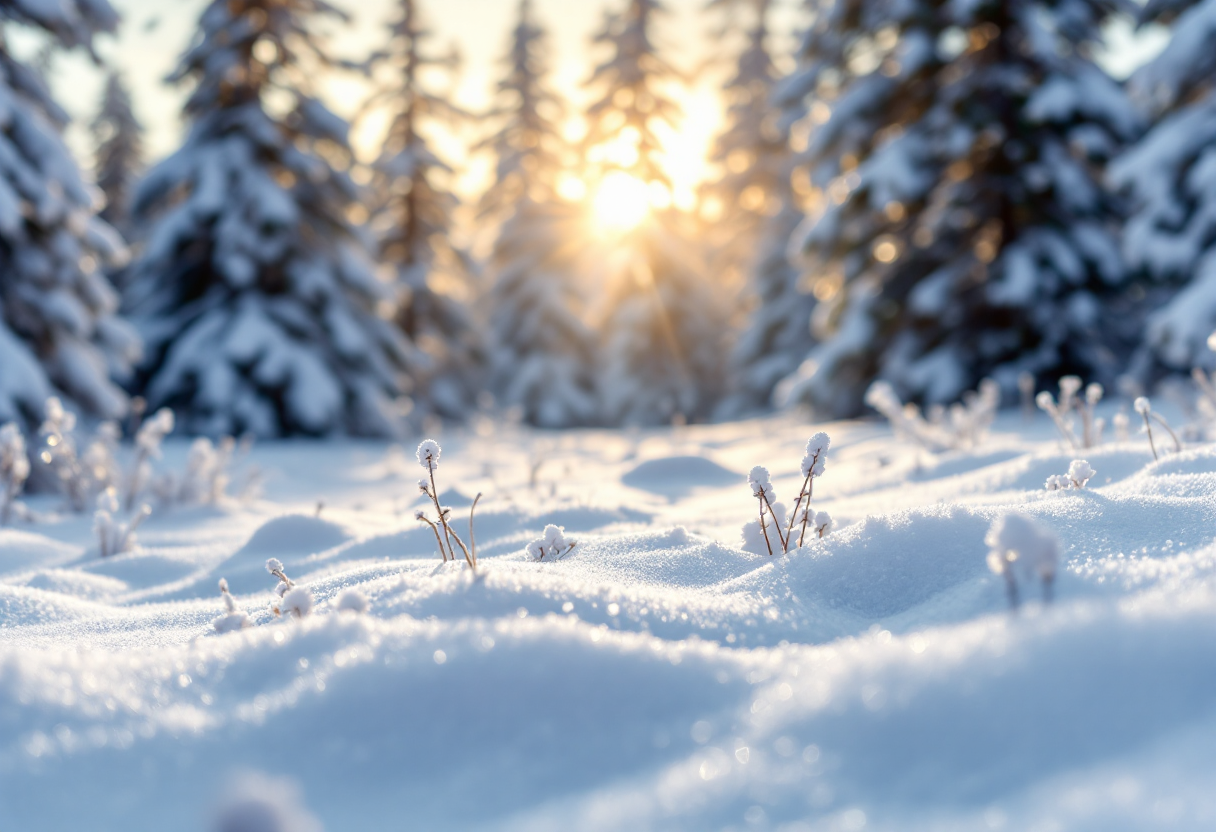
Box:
[592,171,651,234]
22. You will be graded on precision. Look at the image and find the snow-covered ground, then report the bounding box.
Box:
[2,411,1215,831]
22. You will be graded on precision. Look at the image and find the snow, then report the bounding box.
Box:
[2,411,1215,829]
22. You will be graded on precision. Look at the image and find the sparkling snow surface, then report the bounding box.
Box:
[2,414,1216,831]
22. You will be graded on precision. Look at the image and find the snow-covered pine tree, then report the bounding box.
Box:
[91,70,143,239]
[0,0,139,427]
[776,0,1139,417]
[364,0,481,419]
[585,0,727,425]
[124,0,418,437]
[1110,0,1216,373]
[479,0,596,428]
[706,0,817,417]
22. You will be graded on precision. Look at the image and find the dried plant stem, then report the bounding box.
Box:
[759,491,788,552]
[268,565,294,588]
[1140,412,1158,461]
[757,502,775,557]
[428,467,458,561]
[417,514,448,562]
[467,493,482,569]
[798,478,816,548]
[785,472,812,548]
[1151,412,1182,453]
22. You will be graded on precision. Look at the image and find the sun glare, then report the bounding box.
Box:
[593,171,651,233]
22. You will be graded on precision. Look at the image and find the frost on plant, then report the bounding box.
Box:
[527,524,576,561]
[125,407,174,510]
[0,423,30,525]
[865,379,998,452]
[94,488,150,557]
[334,588,369,614]
[1132,396,1182,462]
[742,432,834,555]
[985,513,1060,609]
[266,559,311,619]
[213,578,251,633]
[1035,378,1105,450]
[413,439,480,570]
[1045,459,1096,491]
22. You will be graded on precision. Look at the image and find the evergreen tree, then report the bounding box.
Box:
[0,0,139,427]
[777,0,1139,417]
[125,0,418,437]
[365,0,481,419]
[1111,0,1216,373]
[706,0,817,416]
[479,0,596,427]
[91,70,143,239]
[585,0,727,425]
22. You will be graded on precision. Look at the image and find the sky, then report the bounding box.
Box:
[39,0,1165,204]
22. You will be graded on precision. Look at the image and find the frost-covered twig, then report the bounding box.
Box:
[747,466,781,555]
[38,397,90,511]
[985,513,1059,609]
[265,558,312,618]
[527,524,577,560]
[0,423,30,525]
[865,379,998,452]
[413,440,479,570]
[1045,459,1095,491]
[787,433,829,549]
[213,578,252,632]
[124,407,174,510]
[1134,396,1181,461]
[94,488,150,557]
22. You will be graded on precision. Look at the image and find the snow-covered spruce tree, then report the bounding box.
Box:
[0,1,139,428]
[91,70,143,240]
[584,0,727,425]
[478,0,596,427]
[124,0,417,437]
[776,0,1139,417]
[364,0,481,419]
[1110,0,1216,375]
[706,0,817,417]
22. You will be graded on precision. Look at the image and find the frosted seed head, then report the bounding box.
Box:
[747,465,770,485]
[526,540,545,560]
[814,510,833,537]
[266,558,284,575]
[543,524,565,546]
[1068,459,1096,486]
[1133,396,1151,415]
[1209,331,1216,352]
[414,510,427,521]
[1059,376,1082,396]
[218,578,229,593]
[1035,391,1055,410]
[416,439,441,471]
[1085,383,1103,405]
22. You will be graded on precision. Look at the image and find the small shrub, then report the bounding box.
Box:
[1045,459,1096,491]
[413,439,481,569]
[1035,377,1105,450]
[985,513,1059,609]
[527,524,576,560]
[0,423,30,525]
[1134,396,1182,461]
[94,488,150,557]
[865,379,999,452]
[741,433,833,555]
[265,558,313,619]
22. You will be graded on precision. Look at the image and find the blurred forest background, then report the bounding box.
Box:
[4,0,1213,439]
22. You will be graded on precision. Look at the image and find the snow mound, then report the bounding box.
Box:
[621,455,740,497]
